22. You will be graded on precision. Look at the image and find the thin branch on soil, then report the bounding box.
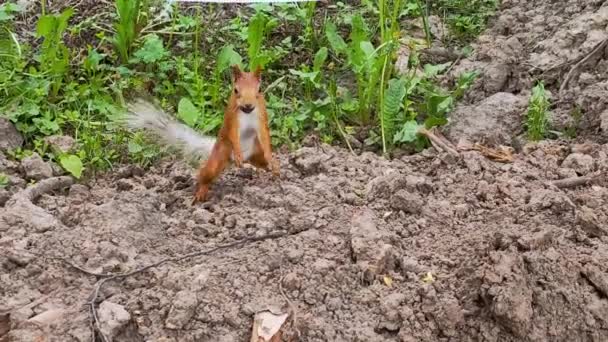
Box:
[459,143,514,163]
[15,176,74,202]
[279,269,300,340]
[559,38,608,96]
[50,229,310,342]
[418,127,460,158]
[550,172,602,189]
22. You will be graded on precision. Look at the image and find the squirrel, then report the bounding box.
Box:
[125,64,280,204]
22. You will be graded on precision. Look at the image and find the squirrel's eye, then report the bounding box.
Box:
[234,88,239,94]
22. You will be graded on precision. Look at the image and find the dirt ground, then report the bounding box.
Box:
[2,0,608,341]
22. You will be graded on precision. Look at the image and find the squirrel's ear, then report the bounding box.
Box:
[253,65,262,82]
[230,65,242,82]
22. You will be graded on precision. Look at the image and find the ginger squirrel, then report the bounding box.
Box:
[125,65,280,204]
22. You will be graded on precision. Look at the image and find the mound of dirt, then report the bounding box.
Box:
[1,138,608,341]
[443,0,608,145]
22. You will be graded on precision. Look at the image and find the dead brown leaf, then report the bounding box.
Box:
[250,309,290,342]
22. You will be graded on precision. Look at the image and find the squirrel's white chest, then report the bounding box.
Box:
[235,110,259,161]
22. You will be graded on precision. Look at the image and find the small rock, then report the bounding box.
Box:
[6,250,34,266]
[405,175,432,194]
[69,184,90,198]
[376,319,401,332]
[435,296,464,337]
[382,293,406,311]
[561,153,595,175]
[400,306,414,320]
[0,118,23,152]
[600,108,608,136]
[8,175,25,189]
[0,152,19,173]
[576,206,607,238]
[21,153,53,181]
[48,161,65,177]
[312,258,335,273]
[115,165,144,179]
[286,248,304,263]
[165,291,198,330]
[282,272,301,291]
[43,135,75,153]
[0,189,10,206]
[290,147,329,175]
[401,257,422,274]
[483,63,510,93]
[445,92,527,146]
[190,268,211,292]
[517,227,556,251]
[391,190,424,214]
[582,264,608,297]
[350,209,396,276]
[116,178,135,191]
[28,308,66,326]
[366,172,408,200]
[98,301,131,339]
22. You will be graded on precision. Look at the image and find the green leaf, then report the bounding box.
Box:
[349,14,369,47]
[134,35,167,64]
[384,78,407,117]
[382,78,407,145]
[324,22,347,55]
[177,98,199,127]
[359,41,376,62]
[426,94,453,117]
[247,11,268,70]
[289,69,318,81]
[36,15,56,37]
[313,47,328,72]
[128,141,143,154]
[394,120,421,143]
[60,155,83,179]
[0,173,9,188]
[216,44,243,72]
[423,63,451,78]
[424,116,448,128]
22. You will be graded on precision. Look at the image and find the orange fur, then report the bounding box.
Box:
[192,65,279,204]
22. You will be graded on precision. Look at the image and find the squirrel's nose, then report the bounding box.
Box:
[240,105,255,113]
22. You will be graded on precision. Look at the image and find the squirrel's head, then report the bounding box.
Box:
[231,64,262,114]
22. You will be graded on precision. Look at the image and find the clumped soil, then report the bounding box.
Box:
[442,0,608,146]
[2,0,608,341]
[1,139,608,342]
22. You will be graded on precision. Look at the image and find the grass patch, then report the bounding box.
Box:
[0,0,494,177]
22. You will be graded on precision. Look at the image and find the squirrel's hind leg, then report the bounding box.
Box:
[248,138,280,179]
[193,142,231,204]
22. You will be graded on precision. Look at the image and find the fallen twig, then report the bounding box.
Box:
[559,38,608,96]
[459,143,514,163]
[49,229,309,342]
[9,176,73,203]
[279,269,300,341]
[551,172,602,189]
[418,127,460,158]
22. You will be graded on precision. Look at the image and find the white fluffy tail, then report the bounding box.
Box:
[124,99,216,160]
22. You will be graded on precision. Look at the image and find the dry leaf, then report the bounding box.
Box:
[422,272,435,284]
[383,275,393,287]
[250,309,289,342]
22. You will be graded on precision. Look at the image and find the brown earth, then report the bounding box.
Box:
[1,139,608,342]
[2,0,608,341]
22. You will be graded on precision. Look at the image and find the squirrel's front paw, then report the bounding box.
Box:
[234,153,244,168]
[192,185,209,204]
